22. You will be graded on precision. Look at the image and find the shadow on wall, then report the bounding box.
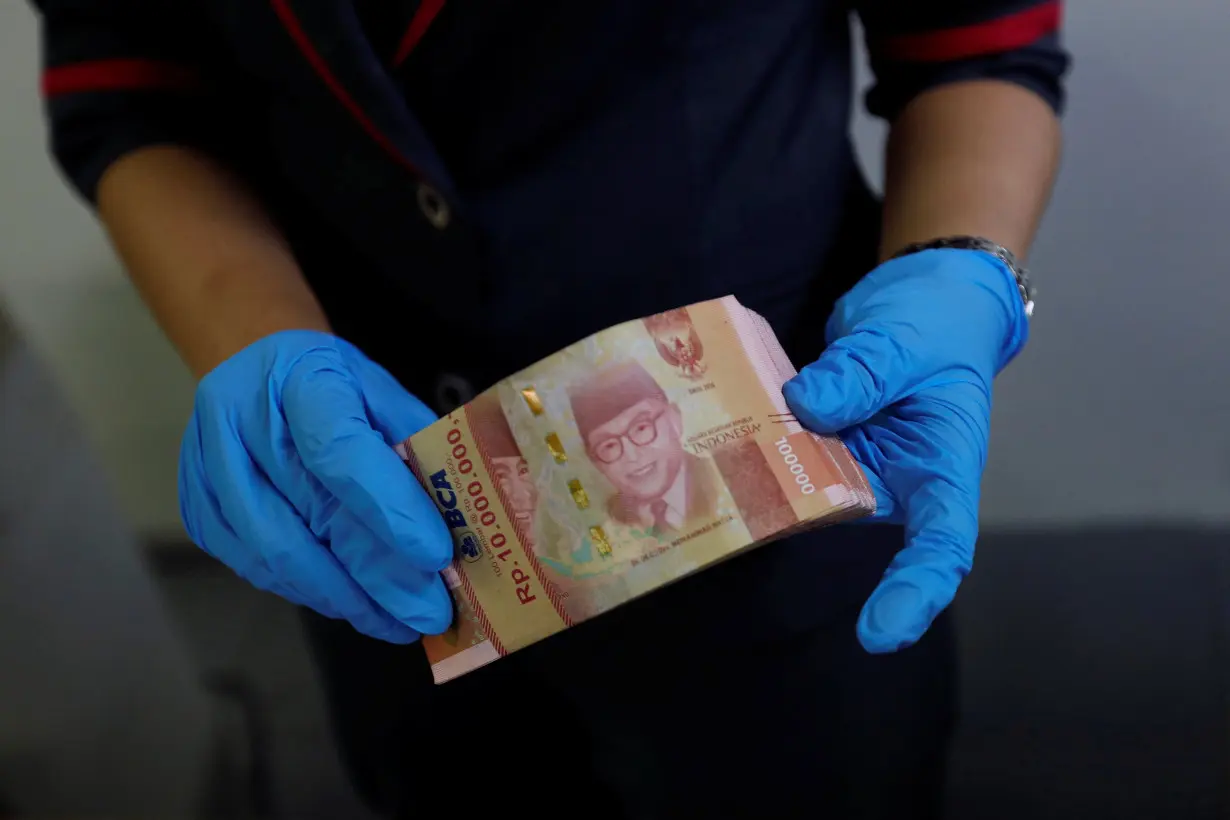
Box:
[3,267,194,537]
[948,526,1230,820]
[0,332,211,817]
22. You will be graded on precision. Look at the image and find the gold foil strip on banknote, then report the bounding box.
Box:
[589,525,613,558]
[567,478,590,510]
[521,386,545,416]
[544,432,568,463]
[398,295,874,683]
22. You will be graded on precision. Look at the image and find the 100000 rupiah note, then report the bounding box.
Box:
[396,296,875,683]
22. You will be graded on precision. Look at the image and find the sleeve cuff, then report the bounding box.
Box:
[864,33,1071,122]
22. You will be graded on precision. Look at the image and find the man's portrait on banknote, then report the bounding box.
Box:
[466,391,540,552]
[568,359,719,537]
[490,456,535,524]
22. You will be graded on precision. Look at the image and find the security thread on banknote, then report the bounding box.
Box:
[397,295,874,684]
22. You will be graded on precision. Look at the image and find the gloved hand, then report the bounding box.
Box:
[783,248,1029,653]
[179,330,454,643]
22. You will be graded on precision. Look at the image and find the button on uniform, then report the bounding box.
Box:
[416,182,450,230]
[433,373,475,414]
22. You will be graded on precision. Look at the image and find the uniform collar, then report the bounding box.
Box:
[268,0,458,200]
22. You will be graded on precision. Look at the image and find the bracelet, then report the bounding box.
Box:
[891,236,1035,318]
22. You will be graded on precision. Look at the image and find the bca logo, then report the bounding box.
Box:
[457,529,482,563]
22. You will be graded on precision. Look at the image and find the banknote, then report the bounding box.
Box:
[396,296,874,683]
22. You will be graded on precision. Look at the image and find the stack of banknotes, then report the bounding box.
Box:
[396,295,875,683]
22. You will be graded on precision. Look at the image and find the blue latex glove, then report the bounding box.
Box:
[783,248,1029,654]
[179,330,454,643]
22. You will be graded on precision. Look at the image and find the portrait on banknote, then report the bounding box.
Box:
[406,296,873,681]
[567,359,720,537]
[466,391,540,553]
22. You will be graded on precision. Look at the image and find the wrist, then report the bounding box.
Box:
[890,238,1033,369]
[197,328,344,397]
[889,236,1033,318]
[178,268,331,379]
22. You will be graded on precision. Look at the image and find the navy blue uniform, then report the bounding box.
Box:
[31,1,1068,816]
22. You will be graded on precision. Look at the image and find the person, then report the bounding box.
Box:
[569,359,719,537]
[27,0,1069,816]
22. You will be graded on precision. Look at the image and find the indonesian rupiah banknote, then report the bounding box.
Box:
[396,295,875,683]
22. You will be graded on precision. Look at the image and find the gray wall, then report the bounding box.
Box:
[850,1,1230,527]
[0,330,212,816]
[0,6,194,539]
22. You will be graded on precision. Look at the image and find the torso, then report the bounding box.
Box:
[392,1,865,346]
[198,0,876,388]
[193,0,891,647]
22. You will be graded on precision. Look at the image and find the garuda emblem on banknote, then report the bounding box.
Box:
[458,529,482,563]
[644,307,707,380]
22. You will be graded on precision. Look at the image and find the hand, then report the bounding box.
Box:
[179,330,453,643]
[783,249,1029,653]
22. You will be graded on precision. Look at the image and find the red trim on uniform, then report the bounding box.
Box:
[41,59,201,97]
[874,1,1061,63]
[393,0,447,67]
[269,0,422,175]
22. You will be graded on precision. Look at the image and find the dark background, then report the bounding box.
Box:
[150,526,1230,818]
